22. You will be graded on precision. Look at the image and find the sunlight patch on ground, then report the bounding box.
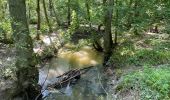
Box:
[146,32,156,35]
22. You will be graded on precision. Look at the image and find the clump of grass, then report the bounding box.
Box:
[117,65,170,100]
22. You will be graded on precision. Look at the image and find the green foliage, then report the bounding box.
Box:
[41,23,49,33]
[128,49,170,66]
[29,16,37,24]
[0,20,11,33]
[1,64,16,80]
[112,45,170,67]
[118,66,170,100]
[111,33,170,67]
[0,19,11,33]
[0,19,12,39]
[69,10,80,33]
[61,31,71,43]
[65,10,80,42]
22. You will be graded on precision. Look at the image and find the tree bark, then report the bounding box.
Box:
[1,1,7,19]
[36,0,41,40]
[51,0,61,26]
[27,0,31,20]
[42,0,52,32]
[8,0,41,99]
[133,0,140,35]
[67,0,71,26]
[85,0,91,27]
[127,0,133,29]
[114,0,118,44]
[49,0,53,16]
[103,0,114,66]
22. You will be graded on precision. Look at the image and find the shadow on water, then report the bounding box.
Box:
[39,45,108,100]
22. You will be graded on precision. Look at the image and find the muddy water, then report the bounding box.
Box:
[38,45,108,100]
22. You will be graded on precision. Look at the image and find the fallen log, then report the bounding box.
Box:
[47,66,94,89]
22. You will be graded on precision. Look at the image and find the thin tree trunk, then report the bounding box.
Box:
[114,0,118,44]
[27,0,31,20]
[8,0,41,99]
[51,0,61,26]
[36,0,41,40]
[1,2,7,19]
[49,0,53,16]
[134,0,139,18]
[127,0,133,29]
[103,0,114,66]
[133,0,139,35]
[67,0,71,26]
[85,0,91,27]
[42,0,52,32]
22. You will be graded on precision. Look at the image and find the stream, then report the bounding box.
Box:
[38,45,109,100]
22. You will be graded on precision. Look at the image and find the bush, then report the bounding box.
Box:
[0,19,12,39]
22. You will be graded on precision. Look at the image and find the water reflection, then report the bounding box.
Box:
[39,46,106,100]
[44,67,107,100]
[58,46,103,68]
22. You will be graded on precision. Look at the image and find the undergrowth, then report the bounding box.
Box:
[110,33,170,99]
[111,33,170,67]
[117,65,170,100]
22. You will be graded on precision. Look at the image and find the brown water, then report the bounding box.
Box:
[38,44,108,100]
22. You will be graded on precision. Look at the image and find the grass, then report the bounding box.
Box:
[117,65,170,100]
[128,49,170,66]
[110,33,170,67]
[110,32,170,100]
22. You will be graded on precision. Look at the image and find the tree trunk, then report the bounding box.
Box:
[27,0,31,20]
[49,0,53,16]
[127,0,133,29]
[114,0,118,44]
[1,2,7,19]
[8,0,41,99]
[133,0,139,35]
[36,0,41,40]
[103,0,114,66]
[85,0,91,27]
[42,0,52,32]
[51,0,61,26]
[67,0,71,26]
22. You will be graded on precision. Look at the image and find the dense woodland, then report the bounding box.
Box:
[0,0,170,100]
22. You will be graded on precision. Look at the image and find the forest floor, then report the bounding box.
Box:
[105,32,170,99]
[0,31,169,99]
[0,43,16,98]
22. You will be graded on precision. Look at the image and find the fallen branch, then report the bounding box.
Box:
[47,66,94,89]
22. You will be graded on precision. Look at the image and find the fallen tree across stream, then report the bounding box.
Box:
[47,66,94,89]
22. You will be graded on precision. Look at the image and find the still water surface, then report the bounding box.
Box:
[39,45,108,100]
